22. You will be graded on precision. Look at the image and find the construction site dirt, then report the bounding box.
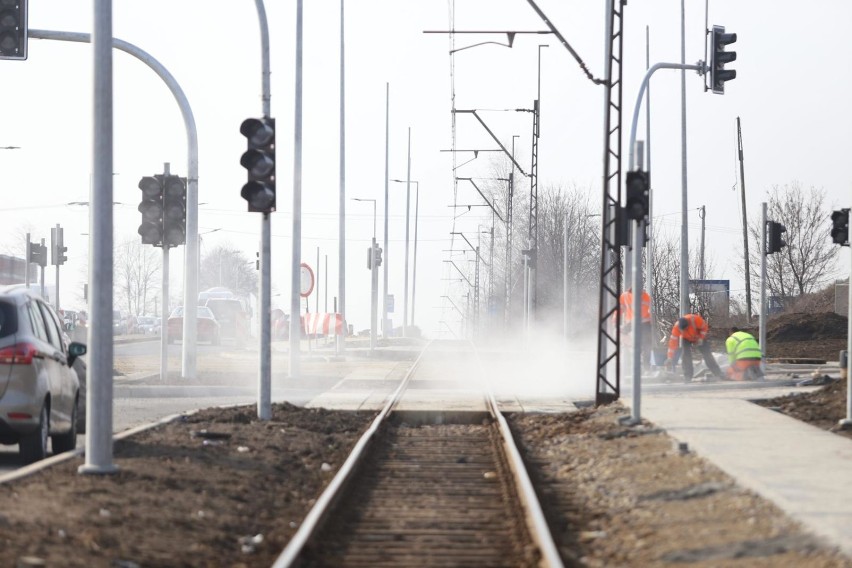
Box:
[0,310,847,566]
[0,385,849,566]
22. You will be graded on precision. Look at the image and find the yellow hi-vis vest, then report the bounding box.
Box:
[725,331,762,364]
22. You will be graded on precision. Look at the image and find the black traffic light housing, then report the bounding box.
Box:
[831,208,850,246]
[766,220,787,254]
[27,240,46,267]
[625,170,650,221]
[162,175,187,247]
[138,175,164,246]
[51,226,67,266]
[0,0,27,61]
[240,117,276,213]
[710,25,737,94]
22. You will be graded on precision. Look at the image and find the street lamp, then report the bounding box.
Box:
[353,197,378,351]
[391,178,418,334]
[352,198,376,239]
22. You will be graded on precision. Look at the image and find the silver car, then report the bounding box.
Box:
[0,286,87,463]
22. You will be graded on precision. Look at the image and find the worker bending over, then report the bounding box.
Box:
[665,314,724,383]
[725,327,764,381]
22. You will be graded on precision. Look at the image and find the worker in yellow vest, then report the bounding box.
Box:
[725,327,764,381]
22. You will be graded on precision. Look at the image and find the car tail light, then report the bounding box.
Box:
[7,412,33,420]
[0,343,38,365]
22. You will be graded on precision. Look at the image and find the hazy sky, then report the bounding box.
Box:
[0,0,849,337]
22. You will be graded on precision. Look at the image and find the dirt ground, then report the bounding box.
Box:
[0,390,850,566]
[0,313,847,566]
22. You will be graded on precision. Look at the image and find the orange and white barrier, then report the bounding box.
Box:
[301,312,344,337]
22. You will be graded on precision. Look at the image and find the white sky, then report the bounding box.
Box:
[0,0,849,337]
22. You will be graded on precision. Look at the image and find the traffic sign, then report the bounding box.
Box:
[300,263,314,298]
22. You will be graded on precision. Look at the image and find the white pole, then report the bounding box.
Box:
[289,0,304,380]
[80,0,117,475]
[841,243,852,426]
[255,0,272,420]
[563,213,569,338]
[759,202,767,373]
[412,183,419,327]
[679,0,690,317]
[161,246,169,382]
[382,84,390,338]
[645,25,657,347]
[336,0,346,356]
[404,127,411,337]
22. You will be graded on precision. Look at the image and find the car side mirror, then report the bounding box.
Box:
[68,341,87,365]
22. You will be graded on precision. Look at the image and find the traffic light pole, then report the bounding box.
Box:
[160,163,171,384]
[39,238,45,299]
[79,1,118,475]
[759,202,768,371]
[52,224,61,312]
[289,0,304,384]
[843,243,852,427]
[252,0,273,420]
[30,28,201,382]
[371,238,378,352]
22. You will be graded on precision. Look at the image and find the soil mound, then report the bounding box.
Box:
[766,311,848,342]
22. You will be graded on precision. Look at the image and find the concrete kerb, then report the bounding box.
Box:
[0,410,192,486]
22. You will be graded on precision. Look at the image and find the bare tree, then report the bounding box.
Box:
[748,182,839,301]
[114,237,160,316]
[200,243,258,298]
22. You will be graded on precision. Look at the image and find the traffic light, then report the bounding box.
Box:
[831,208,850,246]
[625,170,650,221]
[239,117,276,213]
[138,175,164,246]
[374,246,383,267]
[28,240,46,267]
[51,226,67,265]
[162,175,187,247]
[710,25,737,94]
[766,221,787,254]
[0,0,27,61]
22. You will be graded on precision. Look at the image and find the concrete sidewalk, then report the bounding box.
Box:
[624,385,852,558]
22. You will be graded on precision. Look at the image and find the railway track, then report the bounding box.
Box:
[273,340,563,567]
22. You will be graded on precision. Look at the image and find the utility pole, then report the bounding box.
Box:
[679,0,690,317]
[24,233,30,288]
[315,246,320,313]
[289,0,304,384]
[337,0,346,356]
[737,116,752,321]
[382,83,390,338]
[39,238,45,299]
[699,206,706,280]
[563,213,569,338]
[404,127,411,337]
[759,202,767,372]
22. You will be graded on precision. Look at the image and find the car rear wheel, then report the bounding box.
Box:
[52,397,78,454]
[20,404,49,463]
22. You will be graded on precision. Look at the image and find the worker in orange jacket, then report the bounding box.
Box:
[665,314,724,383]
[619,288,652,368]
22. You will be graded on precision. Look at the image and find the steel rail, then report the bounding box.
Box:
[271,340,432,568]
[274,339,563,567]
[473,346,565,568]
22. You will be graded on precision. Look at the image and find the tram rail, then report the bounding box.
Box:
[272,339,563,567]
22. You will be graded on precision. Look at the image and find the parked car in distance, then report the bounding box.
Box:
[0,285,87,463]
[136,316,159,335]
[112,310,126,335]
[167,306,220,345]
[202,298,249,346]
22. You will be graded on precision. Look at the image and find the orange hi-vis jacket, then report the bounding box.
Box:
[666,314,709,359]
[620,289,652,324]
